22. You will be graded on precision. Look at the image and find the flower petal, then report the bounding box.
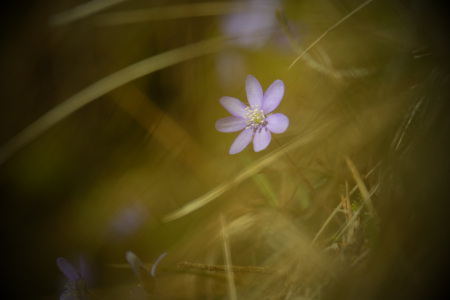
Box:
[151,252,168,277]
[126,251,150,281]
[215,116,247,133]
[245,75,263,107]
[266,113,289,133]
[75,278,87,299]
[57,257,80,281]
[219,97,248,116]
[78,255,88,281]
[230,127,253,154]
[262,79,284,114]
[253,128,271,152]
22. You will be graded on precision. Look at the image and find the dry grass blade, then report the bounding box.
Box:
[344,156,376,219]
[95,1,277,26]
[392,96,424,151]
[162,120,336,222]
[112,86,218,185]
[0,37,228,165]
[288,0,374,70]
[336,183,379,242]
[278,11,371,79]
[341,183,355,246]
[50,0,127,26]
[343,182,353,223]
[310,202,342,247]
[221,215,237,300]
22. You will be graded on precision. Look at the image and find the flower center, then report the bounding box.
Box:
[244,105,266,128]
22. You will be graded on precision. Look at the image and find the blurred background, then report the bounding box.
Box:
[1,0,450,299]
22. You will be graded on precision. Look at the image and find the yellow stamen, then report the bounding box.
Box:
[244,105,266,128]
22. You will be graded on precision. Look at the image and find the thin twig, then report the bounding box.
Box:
[177,261,273,275]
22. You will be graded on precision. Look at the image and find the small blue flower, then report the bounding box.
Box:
[57,256,87,300]
[220,0,281,49]
[215,75,289,154]
[126,251,167,296]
